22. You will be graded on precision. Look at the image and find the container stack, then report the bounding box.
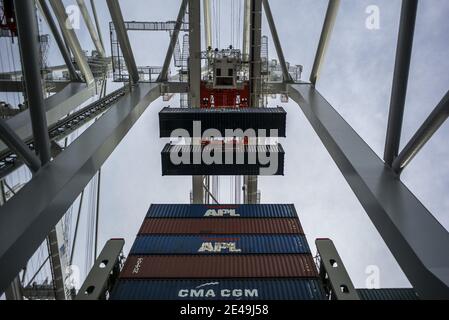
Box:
[110,204,325,300]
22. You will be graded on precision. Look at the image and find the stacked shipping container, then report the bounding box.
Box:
[110,204,325,300]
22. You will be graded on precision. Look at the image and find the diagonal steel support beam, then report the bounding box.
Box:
[107,0,139,84]
[393,89,449,174]
[384,0,418,166]
[203,0,212,49]
[242,0,251,62]
[37,0,81,82]
[76,0,105,57]
[309,0,340,85]
[0,83,95,154]
[5,2,55,295]
[0,120,41,173]
[262,0,292,82]
[289,83,449,299]
[157,0,188,82]
[14,0,52,165]
[49,0,95,84]
[90,0,105,49]
[0,83,161,294]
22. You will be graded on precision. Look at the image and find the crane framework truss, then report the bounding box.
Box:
[0,0,448,300]
[110,20,189,82]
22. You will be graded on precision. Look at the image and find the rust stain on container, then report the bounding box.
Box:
[120,255,318,279]
[138,218,303,235]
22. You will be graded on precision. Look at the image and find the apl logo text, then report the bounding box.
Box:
[204,209,239,217]
[198,242,242,253]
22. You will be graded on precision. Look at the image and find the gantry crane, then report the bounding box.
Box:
[0,0,447,300]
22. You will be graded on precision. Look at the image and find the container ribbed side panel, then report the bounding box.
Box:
[130,234,311,255]
[110,279,326,300]
[146,204,298,218]
[159,107,287,137]
[120,255,318,279]
[138,218,303,235]
[161,143,285,176]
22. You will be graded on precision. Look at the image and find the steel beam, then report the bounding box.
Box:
[189,0,204,204]
[0,83,160,294]
[14,0,65,300]
[262,0,292,82]
[289,83,449,299]
[243,0,251,62]
[107,0,140,84]
[203,0,212,48]
[392,89,449,173]
[244,175,258,204]
[76,239,124,300]
[22,284,55,300]
[192,176,204,204]
[0,83,95,154]
[309,0,340,85]
[189,0,202,108]
[49,0,95,84]
[249,0,262,108]
[47,228,66,300]
[37,0,81,82]
[0,119,41,173]
[4,277,23,300]
[158,0,188,82]
[14,0,52,165]
[384,0,418,166]
[246,0,263,204]
[159,80,288,96]
[76,0,105,57]
[90,0,104,48]
[0,80,70,93]
[316,238,360,300]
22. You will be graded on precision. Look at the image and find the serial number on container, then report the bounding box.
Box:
[223,304,269,317]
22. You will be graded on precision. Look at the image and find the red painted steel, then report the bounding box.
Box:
[120,254,318,279]
[200,81,250,108]
[138,218,303,235]
[0,0,17,36]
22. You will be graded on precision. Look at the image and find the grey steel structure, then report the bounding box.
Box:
[75,239,124,300]
[316,239,360,300]
[0,0,447,300]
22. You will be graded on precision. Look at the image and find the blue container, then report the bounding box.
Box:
[130,234,310,255]
[146,204,298,218]
[110,279,325,300]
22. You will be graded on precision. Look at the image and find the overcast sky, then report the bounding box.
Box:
[46,0,449,289]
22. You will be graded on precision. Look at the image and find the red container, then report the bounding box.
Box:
[138,218,303,235]
[120,254,318,279]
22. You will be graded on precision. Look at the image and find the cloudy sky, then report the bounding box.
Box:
[39,0,449,289]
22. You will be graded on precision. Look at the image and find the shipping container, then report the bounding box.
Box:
[159,107,287,137]
[138,218,303,235]
[130,234,311,255]
[110,278,325,300]
[161,143,285,176]
[146,204,298,219]
[356,289,419,300]
[120,254,318,279]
